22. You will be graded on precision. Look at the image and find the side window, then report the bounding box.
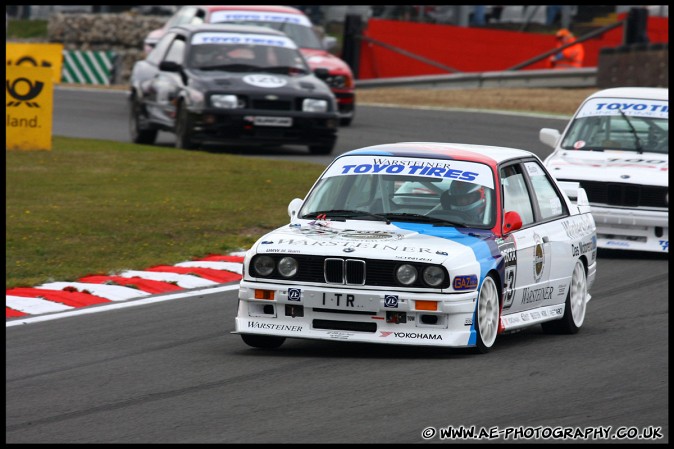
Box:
[523,161,566,220]
[163,37,186,65]
[146,32,176,65]
[501,164,535,226]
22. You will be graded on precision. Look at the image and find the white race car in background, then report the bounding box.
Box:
[234,142,597,353]
[540,87,668,253]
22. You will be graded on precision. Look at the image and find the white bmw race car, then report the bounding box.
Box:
[234,142,597,353]
[540,87,668,253]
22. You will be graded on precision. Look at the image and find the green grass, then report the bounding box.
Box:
[6,137,326,288]
[6,19,48,39]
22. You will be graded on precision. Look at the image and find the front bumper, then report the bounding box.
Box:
[333,90,355,118]
[186,109,338,147]
[591,205,668,252]
[234,281,480,348]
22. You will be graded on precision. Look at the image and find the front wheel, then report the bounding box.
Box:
[129,97,157,144]
[241,334,286,349]
[175,104,198,150]
[473,274,500,353]
[542,259,587,334]
[339,117,353,126]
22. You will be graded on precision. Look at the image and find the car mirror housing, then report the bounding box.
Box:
[323,36,337,51]
[288,198,304,221]
[159,61,182,72]
[313,67,330,80]
[502,211,523,234]
[540,128,561,148]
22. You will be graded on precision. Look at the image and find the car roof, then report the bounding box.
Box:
[585,87,668,101]
[194,5,304,16]
[175,23,288,37]
[339,142,535,166]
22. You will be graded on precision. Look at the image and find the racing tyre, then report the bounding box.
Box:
[129,98,158,145]
[542,259,587,335]
[340,117,353,126]
[308,143,335,155]
[175,104,198,150]
[473,274,500,354]
[241,334,286,349]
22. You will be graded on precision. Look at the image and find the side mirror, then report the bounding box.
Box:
[288,198,303,221]
[313,67,330,80]
[323,36,337,51]
[502,211,522,234]
[540,128,561,148]
[159,61,181,72]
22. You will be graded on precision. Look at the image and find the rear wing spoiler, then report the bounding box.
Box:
[558,181,591,214]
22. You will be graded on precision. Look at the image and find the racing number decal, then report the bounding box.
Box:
[498,238,517,310]
[503,266,516,309]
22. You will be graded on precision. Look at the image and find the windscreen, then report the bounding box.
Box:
[560,97,668,154]
[188,32,308,73]
[301,155,496,228]
[209,10,323,49]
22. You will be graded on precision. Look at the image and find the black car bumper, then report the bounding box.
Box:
[186,109,338,147]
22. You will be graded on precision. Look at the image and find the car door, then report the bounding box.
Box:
[520,159,576,308]
[148,34,187,127]
[499,161,553,315]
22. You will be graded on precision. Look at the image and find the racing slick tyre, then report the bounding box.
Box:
[542,259,587,335]
[241,334,286,349]
[175,104,198,150]
[129,97,158,145]
[308,143,335,155]
[473,274,500,354]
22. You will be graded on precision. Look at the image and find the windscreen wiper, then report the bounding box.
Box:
[617,109,645,154]
[302,210,391,223]
[199,63,257,72]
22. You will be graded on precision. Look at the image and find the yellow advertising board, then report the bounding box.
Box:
[6,65,54,151]
[6,42,64,84]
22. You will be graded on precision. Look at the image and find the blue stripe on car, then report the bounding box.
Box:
[390,222,500,346]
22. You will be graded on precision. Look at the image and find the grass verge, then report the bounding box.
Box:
[6,137,326,288]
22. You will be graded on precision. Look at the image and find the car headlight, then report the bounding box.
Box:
[324,75,348,89]
[422,266,445,287]
[277,257,298,278]
[302,98,328,113]
[396,264,418,286]
[252,255,275,277]
[211,94,243,109]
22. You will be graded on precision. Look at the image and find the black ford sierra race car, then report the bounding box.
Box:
[129,23,339,154]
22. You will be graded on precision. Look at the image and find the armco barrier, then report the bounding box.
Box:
[355,67,598,90]
[61,49,116,85]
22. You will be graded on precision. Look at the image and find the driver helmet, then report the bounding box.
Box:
[443,180,486,214]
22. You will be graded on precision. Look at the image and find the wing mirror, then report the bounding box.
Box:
[159,61,182,72]
[323,36,337,51]
[313,67,330,80]
[502,211,522,234]
[539,128,561,148]
[288,198,303,221]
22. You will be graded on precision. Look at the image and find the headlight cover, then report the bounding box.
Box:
[422,266,445,287]
[396,264,418,286]
[302,98,328,113]
[277,257,298,278]
[324,74,348,89]
[252,255,275,277]
[211,94,243,109]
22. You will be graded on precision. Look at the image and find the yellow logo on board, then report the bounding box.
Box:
[6,65,53,151]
